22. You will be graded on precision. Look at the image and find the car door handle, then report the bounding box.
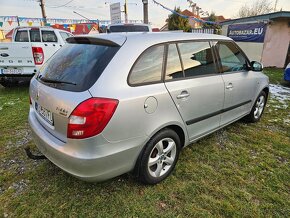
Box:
[177,91,190,99]
[226,83,233,89]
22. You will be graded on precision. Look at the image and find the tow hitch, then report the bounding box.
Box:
[24,146,47,160]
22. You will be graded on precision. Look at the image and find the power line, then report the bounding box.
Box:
[46,0,74,8]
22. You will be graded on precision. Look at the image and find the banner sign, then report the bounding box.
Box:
[110,3,121,24]
[227,23,267,43]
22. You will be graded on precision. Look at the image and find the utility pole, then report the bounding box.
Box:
[16,16,20,26]
[124,0,128,24]
[39,0,47,26]
[142,0,148,24]
[274,0,278,12]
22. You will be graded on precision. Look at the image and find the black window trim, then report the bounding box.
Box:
[175,43,185,77]
[163,43,185,81]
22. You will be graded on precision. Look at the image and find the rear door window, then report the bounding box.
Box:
[42,30,57,42]
[128,45,164,85]
[15,30,29,42]
[178,41,217,77]
[38,43,120,92]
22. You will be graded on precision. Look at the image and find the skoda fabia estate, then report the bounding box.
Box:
[29,33,269,184]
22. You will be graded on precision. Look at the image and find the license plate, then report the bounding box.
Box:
[35,102,54,126]
[1,68,23,75]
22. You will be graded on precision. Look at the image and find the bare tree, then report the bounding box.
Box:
[236,0,273,18]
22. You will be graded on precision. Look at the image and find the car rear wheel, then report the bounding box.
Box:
[138,128,181,185]
[244,91,267,122]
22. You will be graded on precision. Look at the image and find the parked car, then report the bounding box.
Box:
[28,33,269,184]
[0,26,73,87]
[107,23,152,33]
[284,63,290,82]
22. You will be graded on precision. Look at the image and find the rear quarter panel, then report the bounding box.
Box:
[88,38,189,145]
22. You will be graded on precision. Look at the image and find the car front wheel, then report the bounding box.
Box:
[244,90,267,122]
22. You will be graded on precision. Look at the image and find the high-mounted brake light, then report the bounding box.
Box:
[32,47,44,65]
[67,98,119,139]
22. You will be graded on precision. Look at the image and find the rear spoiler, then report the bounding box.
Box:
[66,37,121,47]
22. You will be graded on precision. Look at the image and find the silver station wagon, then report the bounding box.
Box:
[29,33,269,184]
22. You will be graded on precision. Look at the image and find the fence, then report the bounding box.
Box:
[191,28,217,34]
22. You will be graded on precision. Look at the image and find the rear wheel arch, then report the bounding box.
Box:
[166,125,186,148]
[147,124,187,148]
[132,124,186,177]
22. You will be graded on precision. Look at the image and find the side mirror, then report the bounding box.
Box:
[250,61,263,72]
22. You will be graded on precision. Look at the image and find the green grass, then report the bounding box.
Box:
[0,69,289,217]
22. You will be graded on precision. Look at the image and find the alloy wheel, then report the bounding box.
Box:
[147,138,177,178]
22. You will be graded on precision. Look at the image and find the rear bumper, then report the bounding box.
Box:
[28,107,147,182]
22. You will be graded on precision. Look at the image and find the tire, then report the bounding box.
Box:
[244,91,267,123]
[137,128,181,185]
[0,78,18,88]
[0,81,16,88]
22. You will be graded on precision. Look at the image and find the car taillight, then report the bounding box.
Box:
[67,98,119,139]
[32,47,44,65]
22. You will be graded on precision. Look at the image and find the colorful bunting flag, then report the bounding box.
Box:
[8,21,13,26]
[0,22,3,27]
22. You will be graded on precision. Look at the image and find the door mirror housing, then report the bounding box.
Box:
[250,61,263,71]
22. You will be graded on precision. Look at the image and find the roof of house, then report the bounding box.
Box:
[220,11,290,25]
[202,15,229,22]
[182,9,200,18]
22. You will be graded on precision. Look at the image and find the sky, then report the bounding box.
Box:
[0,0,290,29]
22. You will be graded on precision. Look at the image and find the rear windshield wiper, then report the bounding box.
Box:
[40,77,77,85]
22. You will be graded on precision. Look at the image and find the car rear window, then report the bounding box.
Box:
[37,43,120,92]
[109,25,149,32]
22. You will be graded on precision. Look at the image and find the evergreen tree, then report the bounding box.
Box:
[168,7,191,32]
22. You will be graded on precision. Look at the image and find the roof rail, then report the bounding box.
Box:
[13,26,53,30]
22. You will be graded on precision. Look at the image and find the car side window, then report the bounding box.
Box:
[129,45,164,85]
[15,30,29,42]
[30,30,41,42]
[165,44,184,80]
[60,32,69,41]
[42,30,58,42]
[216,41,248,73]
[178,41,217,77]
